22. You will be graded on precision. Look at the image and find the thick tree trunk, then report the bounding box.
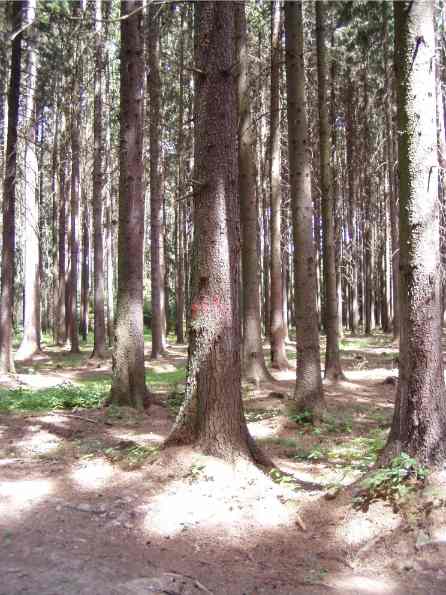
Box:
[269,0,288,370]
[236,2,272,385]
[110,0,148,410]
[148,3,167,359]
[383,0,446,465]
[316,1,344,381]
[91,0,106,359]
[166,2,265,464]
[0,1,23,373]
[285,0,325,416]
[16,0,41,361]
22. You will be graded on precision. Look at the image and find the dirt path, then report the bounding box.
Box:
[1,340,446,594]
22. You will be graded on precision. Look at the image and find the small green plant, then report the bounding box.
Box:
[187,462,206,481]
[269,468,299,488]
[167,385,185,414]
[354,453,429,511]
[294,445,326,462]
[104,444,159,469]
[288,408,313,425]
[245,408,280,423]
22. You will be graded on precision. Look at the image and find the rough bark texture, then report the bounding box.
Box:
[316,1,344,381]
[56,121,68,346]
[0,1,23,373]
[91,0,106,359]
[383,0,446,465]
[110,0,148,410]
[148,3,167,359]
[68,0,81,354]
[166,2,264,464]
[285,1,325,416]
[16,0,41,361]
[269,0,288,371]
[236,2,272,385]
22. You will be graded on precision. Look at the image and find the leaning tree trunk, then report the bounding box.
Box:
[383,0,446,465]
[16,0,41,361]
[91,0,106,359]
[148,3,167,359]
[236,2,272,384]
[269,0,288,370]
[110,0,149,410]
[285,0,325,417]
[166,1,266,464]
[316,1,344,381]
[0,1,23,374]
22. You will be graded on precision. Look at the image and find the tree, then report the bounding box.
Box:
[148,2,167,359]
[269,0,288,371]
[110,0,149,410]
[91,0,106,359]
[236,2,272,385]
[166,1,264,463]
[0,0,23,374]
[316,1,344,381]
[16,0,40,361]
[284,0,325,416]
[383,0,446,464]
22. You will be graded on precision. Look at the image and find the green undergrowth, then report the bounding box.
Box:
[0,380,108,412]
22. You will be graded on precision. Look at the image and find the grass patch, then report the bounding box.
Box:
[0,381,107,412]
[104,443,159,469]
[146,367,186,389]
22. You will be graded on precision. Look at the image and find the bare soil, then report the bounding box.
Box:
[1,337,446,595]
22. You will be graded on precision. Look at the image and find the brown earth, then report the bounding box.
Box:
[1,337,446,595]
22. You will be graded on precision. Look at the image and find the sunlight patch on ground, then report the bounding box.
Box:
[149,362,178,373]
[109,430,165,444]
[346,368,398,381]
[16,427,63,456]
[0,479,54,519]
[247,422,276,439]
[142,456,295,540]
[15,373,66,389]
[69,458,116,491]
[330,574,398,594]
[337,511,399,548]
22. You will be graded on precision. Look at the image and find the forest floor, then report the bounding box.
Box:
[1,333,446,595]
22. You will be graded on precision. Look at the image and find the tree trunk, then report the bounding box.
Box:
[285,0,325,417]
[110,0,148,410]
[383,0,446,465]
[316,1,344,381]
[16,0,41,361]
[68,0,81,354]
[0,0,23,373]
[236,2,272,384]
[80,201,90,342]
[91,0,106,358]
[148,3,167,359]
[269,0,288,370]
[166,2,265,464]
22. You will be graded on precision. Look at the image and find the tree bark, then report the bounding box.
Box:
[166,2,265,464]
[110,0,148,410]
[269,0,288,370]
[0,0,23,373]
[148,3,167,359]
[383,0,446,465]
[236,2,272,384]
[16,0,41,361]
[91,0,106,358]
[316,1,344,380]
[285,0,325,416]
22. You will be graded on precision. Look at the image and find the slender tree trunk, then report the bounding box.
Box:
[316,1,344,380]
[16,0,41,361]
[91,0,106,358]
[166,2,266,464]
[0,1,23,373]
[80,201,90,341]
[56,133,68,346]
[68,1,82,354]
[148,3,167,359]
[236,2,272,384]
[269,0,288,370]
[110,0,148,410]
[383,0,446,465]
[285,0,325,416]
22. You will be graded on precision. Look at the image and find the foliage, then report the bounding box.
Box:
[104,444,159,470]
[354,453,429,511]
[0,381,106,412]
